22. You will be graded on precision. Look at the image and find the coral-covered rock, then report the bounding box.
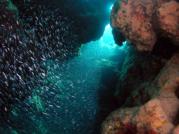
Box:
[102,99,174,134]
[115,48,165,107]
[158,1,179,44]
[105,1,179,133]
[155,53,179,125]
[173,125,179,134]
[111,0,179,51]
[155,52,179,95]
[102,53,179,134]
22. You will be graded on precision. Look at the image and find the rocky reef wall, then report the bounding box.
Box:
[111,0,179,51]
[102,52,179,134]
[102,0,179,133]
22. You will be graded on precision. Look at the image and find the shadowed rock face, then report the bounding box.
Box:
[114,48,166,108]
[102,1,179,133]
[102,52,179,134]
[111,0,179,52]
[13,0,115,43]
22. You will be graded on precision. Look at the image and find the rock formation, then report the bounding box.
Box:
[111,0,179,51]
[102,52,179,134]
[102,0,179,133]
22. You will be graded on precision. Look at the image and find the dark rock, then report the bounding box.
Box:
[152,37,179,59]
[13,0,116,43]
[112,28,126,45]
[114,48,165,107]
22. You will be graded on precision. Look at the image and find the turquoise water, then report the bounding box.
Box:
[2,24,127,134]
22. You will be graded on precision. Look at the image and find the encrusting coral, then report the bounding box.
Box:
[102,53,179,134]
[111,0,179,51]
[102,0,179,133]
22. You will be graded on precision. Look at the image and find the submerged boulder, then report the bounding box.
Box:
[102,99,174,134]
[111,0,179,51]
[102,52,179,134]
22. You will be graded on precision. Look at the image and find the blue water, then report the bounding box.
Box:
[3,24,128,134]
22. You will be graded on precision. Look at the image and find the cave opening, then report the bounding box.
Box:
[1,24,127,134]
[2,0,179,134]
[0,1,129,133]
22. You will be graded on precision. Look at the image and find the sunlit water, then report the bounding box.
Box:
[2,24,128,134]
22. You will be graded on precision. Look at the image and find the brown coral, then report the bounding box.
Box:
[102,53,179,134]
[111,0,179,51]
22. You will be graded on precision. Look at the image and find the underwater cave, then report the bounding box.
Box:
[0,0,179,134]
